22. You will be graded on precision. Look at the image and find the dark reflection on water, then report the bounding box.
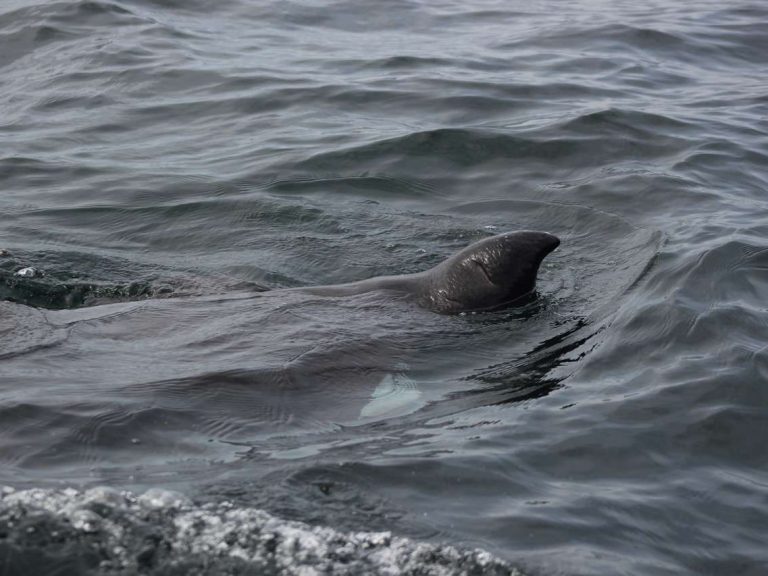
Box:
[2,0,768,574]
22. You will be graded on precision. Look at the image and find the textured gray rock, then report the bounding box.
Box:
[0,486,522,576]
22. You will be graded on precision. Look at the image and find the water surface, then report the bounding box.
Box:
[1,0,767,574]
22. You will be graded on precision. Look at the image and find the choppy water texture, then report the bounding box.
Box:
[1,0,767,574]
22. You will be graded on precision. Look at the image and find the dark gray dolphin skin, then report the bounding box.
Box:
[302,231,560,314]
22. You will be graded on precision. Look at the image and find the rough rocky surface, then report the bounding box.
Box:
[0,486,521,576]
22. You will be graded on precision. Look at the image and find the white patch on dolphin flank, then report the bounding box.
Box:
[358,372,423,422]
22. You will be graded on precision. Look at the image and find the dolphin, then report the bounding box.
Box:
[301,231,560,314]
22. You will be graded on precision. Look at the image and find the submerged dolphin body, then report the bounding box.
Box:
[302,231,560,314]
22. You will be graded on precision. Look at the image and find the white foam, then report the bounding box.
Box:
[14,267,39,278]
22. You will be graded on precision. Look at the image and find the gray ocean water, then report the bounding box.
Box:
[1,0,767,574]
